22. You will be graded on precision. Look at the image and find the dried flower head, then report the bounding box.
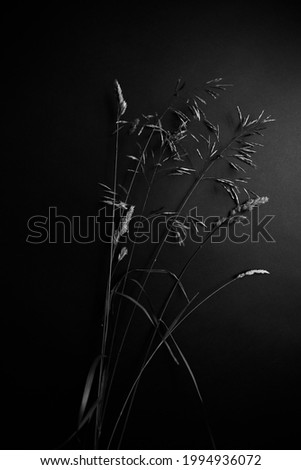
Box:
[128,118,140,135]
[114,205,135,244]
[236,269,270,279]
[229,196,269,219]
[241,196,269,212]
[114,79,127,117]
[118,247,128,262]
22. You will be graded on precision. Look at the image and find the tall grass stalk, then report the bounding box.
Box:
[113,105,274,448]
[67,77,274,450]
[107,270,269,448]
[94,92,120,448]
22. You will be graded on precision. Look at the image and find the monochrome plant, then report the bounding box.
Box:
[65,76,274,449]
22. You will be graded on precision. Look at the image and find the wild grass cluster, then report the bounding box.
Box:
[65,76,274,449]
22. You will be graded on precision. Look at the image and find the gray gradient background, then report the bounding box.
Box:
[3,2,301,449]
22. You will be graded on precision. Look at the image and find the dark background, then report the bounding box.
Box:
[3,2,301,449]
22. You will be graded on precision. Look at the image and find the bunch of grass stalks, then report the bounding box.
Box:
[65,77,274,450]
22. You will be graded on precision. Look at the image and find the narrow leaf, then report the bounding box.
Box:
[78,355,101,425]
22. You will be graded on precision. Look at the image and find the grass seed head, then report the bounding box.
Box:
[236,269,270,279]
[114,79,127,117]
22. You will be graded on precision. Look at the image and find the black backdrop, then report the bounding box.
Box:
[3,2,301,450]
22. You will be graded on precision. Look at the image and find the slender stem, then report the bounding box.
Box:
[139,157,216,287]
[159,218,229,322]
[114,159,215,447]
[103,95,258,447]
[101,97,180,432]
[171,279,235,333]
[108,276,237,448]
[167,329,216,449]
[131,123,253,340]
[115,123,252,446]
[100,123,168,429]
[94,114,120,448]
[116,218,224,449]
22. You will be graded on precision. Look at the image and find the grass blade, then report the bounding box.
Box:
[78,355,101,425]
[114,291,154,326]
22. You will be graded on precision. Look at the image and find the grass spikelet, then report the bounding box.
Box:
[194,94,207,105]
[118,247,128,262]
[229,161,246,172]
[174,77,186,96]
[114,79,127,117]
[128,118,140,135]
[241,196,269,211]
[236,269,270,279]
[196,148,203,159]
[236,105,243,123]
[114,205,135,244]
